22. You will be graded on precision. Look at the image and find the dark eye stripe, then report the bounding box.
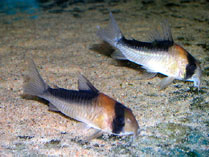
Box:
[185,52,197,79]
[112,102,125,134]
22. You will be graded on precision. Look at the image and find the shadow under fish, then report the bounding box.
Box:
[96,12,202,90]
[23,58,139,142]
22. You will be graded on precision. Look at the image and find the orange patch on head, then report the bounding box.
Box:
[168,44,189,78]
[93,93,116,131]
[173,44,189,63]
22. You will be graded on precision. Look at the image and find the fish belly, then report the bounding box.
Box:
[117,46,183,78]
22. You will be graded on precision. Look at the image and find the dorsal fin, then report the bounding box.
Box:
[148,20,173,43]
[78,74,99,93]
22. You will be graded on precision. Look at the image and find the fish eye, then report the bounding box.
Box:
[127,118,131,123]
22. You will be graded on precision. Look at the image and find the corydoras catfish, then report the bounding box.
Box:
[97,13,202,90]
[23,58,139,141]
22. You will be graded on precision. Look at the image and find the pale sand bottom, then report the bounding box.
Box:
[0,1,208,156]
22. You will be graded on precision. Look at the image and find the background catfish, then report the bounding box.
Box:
[97,12,202,90]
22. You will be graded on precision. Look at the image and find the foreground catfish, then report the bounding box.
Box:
[97,13,202,90]
[23,59,139,141]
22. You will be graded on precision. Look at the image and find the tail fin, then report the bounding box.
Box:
[23,58,49,97]
[97,12,123,47]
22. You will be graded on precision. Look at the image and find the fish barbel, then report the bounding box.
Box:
[23,58,139,141]
[97,12,202,90]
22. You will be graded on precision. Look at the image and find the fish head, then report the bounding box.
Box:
[122,108,139,137]
[98,94,139,137]
[179,45,202,90]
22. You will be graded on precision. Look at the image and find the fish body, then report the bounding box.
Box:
[23,59,139,140]
[97,13,202,89]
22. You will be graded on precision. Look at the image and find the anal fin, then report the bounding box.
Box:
[111,50,127,60]
[77,123,92,131]
[159,77,175,90]
[138,72,157,80]
[48,103,59,112]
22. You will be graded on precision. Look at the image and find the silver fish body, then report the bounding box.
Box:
[97,13,202,89]
[23,59,139,141]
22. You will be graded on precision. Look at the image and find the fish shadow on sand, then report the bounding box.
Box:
[21,94,76,121]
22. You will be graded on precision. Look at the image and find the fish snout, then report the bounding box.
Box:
[191,63,202,90]
[123,109,139,137]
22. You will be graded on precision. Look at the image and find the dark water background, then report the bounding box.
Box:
[0,0,114,16]
[0,0,124,22]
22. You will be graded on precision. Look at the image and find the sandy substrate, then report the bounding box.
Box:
[0,1,208,156]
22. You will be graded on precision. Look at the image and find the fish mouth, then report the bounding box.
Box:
[118,129,140,137]
[192,69,202,90]
[117,131,134,136]
[193,77,201,90]
[186,75,201,90]
[186,64,202,90]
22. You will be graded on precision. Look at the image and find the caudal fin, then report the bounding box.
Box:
[23,58,49,97]
[97,12,123,47]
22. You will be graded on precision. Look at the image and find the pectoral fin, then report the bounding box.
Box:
[159,77,175,90]
[83,130,103,142]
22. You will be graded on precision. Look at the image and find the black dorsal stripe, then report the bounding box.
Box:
[47,87,98,103]
[119,37,173,51]
[185,52,197,79]
[112,102,125,134]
